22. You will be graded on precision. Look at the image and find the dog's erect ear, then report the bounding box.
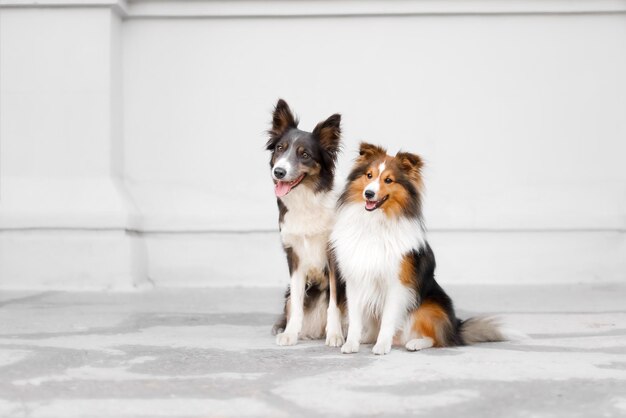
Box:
[312,114,341,160]
[267,99,298,149]
[396,151,423,179]
[357,142,387,163]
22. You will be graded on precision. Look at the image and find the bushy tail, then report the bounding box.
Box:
[459,317,506,345]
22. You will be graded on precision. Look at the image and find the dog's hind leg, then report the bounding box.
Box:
[325,257,345,347]
[300,284,327,339]
[272,315,287,336]
[271,286,290,335]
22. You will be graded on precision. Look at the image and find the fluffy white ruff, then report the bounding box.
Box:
[331,202,426,354]
[331,202,425,316]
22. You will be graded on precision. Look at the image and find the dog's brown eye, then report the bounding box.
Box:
[277,145,284,152]
[385,177,393,184]
[302,152,309,159]
[367,172,372,179]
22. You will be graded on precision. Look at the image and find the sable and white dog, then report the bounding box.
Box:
[331,143,505,355]
[267,99,345,347]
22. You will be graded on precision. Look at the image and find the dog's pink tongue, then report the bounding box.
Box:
[365,200,378,210]
[275,181,292,197]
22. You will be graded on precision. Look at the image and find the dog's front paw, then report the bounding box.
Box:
[276,331,298,346]
[326,332,345,347]
[372,341,392,355]
[341,340,360,354]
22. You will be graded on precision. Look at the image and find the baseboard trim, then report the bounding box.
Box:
[4,229,622,290]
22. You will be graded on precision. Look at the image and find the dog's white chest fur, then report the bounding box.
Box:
[331,203,426,313]
[279,187,336,272]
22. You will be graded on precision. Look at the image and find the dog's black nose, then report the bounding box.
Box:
[274,167,286,179]
[364,190,375,200]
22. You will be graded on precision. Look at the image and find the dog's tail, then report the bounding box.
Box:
[459,316,530,345]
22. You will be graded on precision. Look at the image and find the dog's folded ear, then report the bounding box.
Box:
[357,142,387,163]
[396,151,424,181]
[267,99,298,149]
[313,114,341,159]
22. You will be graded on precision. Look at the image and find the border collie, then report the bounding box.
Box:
[331,143,504,355]
[267,99,345,347]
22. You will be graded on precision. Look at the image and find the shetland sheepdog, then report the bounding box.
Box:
[267,99,345,347]
[330,143,504,355]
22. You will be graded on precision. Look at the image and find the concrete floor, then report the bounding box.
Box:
[0,284,625,418]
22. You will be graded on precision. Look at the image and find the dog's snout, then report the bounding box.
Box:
[273,167,286,179]
[364,190,375,200]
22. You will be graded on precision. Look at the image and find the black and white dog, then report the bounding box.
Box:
[267,99,345,347]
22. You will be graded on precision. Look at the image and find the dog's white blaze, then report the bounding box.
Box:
[272,145,297,180]
[363,162,386,200]
[332,201,425,353]
[272,157,292,180]
[364,180,379,197]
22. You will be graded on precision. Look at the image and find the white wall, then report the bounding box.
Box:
[1,0,625,289]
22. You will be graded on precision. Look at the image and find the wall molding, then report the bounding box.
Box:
[2,0,626,18]
[2,228,624,289]
[2,1,625,289]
